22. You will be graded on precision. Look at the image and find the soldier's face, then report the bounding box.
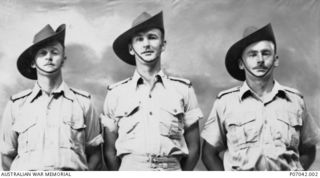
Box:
[130,28,165,64]
[32,41,65,76]
[240,40,278,79]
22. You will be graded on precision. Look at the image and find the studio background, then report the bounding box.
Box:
[0,0,319,170]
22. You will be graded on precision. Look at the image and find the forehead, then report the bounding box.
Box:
[133,28,162,37]
[243,40,274,53]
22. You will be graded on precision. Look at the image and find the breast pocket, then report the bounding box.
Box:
[159,100,184,140]
[12,116,38,154]
[226,113,258,150]
[275,111,302,149]
[61,111,86,154]
[116,101,140,140]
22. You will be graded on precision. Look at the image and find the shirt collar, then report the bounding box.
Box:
[28,81,74,103]
[131,70,166,89]
[239,80,288,101]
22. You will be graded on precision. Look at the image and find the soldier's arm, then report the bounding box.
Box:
[101,89,120,170]
[180,121,200,170]
[201,98,227,170]
[83,97,104,170]
[1,101,18,170]
[1,154,14,171]
[299,144,316,170]
[202,140,224,170]
[102,119,120,170]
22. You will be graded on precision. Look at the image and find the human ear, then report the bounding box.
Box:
[128,44,134,55]
[238,58,244,70]
[161,40,166,52]
[274,55,279,67]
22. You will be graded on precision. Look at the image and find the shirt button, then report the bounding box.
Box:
[149,112,153,115]
[149,94,152,98]
[264,120,267,124]
[173,109,177,113]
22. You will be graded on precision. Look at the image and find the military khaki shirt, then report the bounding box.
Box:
[201,81,320,170]
[102,70,203,157]
[0,82,103,170]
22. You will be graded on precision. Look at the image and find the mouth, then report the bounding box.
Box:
[45,63,55,66]
[253,66,268,70]
[141,51,154,55]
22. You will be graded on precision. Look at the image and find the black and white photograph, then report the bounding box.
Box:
[0,0,319,173]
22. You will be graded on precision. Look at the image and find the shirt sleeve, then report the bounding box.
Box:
[101,89,118,132]
[300,102,320,147]
[85,99,104,147]
[201,99,227,149]
[0,101,18,156]
[183,86,203,128]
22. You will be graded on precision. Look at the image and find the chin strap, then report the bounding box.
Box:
[131,45,162,64]
[35,61,62,74]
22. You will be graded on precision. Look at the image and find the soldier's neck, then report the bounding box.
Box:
[246,76,274,98]
[136,59,161,86]
[37,74,63,94]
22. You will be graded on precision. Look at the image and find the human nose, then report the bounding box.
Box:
[44,52,53,61]
[256,53,264,63]
[142,38,150,48]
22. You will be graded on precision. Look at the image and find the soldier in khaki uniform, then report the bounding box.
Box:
[101,11,203,171]
[0,24,103,170]
[201,24,320,170]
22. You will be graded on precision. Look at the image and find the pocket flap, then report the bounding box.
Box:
[13,118,37,133]
[277,111,302,126]
[114,101,140,117]
[227,112,256,126]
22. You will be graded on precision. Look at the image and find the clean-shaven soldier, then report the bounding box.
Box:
[0,24,103,170]
[101,11,203,171]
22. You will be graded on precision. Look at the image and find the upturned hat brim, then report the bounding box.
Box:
[225,23,276,81]
[17,24,66,80]
[113,12,164,66]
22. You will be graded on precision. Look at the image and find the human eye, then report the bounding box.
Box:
[262,50,272,56]
[148,34,158,40]
[247,51,257,57]
[37,49,47,56]
[133,36,144,42]
[51,49,60,55]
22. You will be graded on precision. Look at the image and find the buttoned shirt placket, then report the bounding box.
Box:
[136,76,162,156]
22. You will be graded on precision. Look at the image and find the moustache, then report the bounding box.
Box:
[141,50,153,54]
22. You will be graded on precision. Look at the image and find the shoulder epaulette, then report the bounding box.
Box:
[107,77,132,91]
[70,88,91,99]
[283,86,303,98]
[167,76,191,86]
[217,86,240,99]
[10,89,32,102]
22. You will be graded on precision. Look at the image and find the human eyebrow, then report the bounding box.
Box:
[261,49,272,55]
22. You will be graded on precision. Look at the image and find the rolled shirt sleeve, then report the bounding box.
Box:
[0,101,18,156]
[300,103,320,147]
[101,89,119,132]
[183,86,203,128]
[201,99,227,149]
[84,99,104,147]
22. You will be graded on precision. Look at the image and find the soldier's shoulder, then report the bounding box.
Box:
[107,77,132,91]
[10,89,32,102]
[217,86,240,99]
[70,88,91,99]
[282,86,303,98]
[167,76,191,86]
